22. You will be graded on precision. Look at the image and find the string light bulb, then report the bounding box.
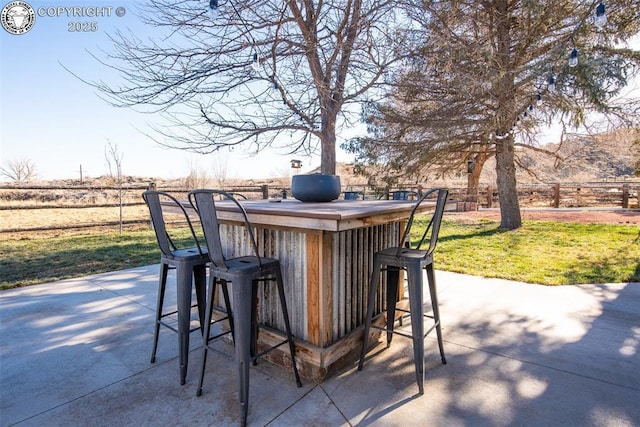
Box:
[568,48,579,67]
[209,0,218,19]
[512,2,606,133]
[251,53,260,71]
[595,3,607,28]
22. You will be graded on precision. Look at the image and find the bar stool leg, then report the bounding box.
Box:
[196,273,218,397]
[274,268,302,387]
[233,276,253,427]
[219,279,235,343]
[385,266,400,346]
[250,283,259,365]
[151,262,169,364]
[176,264,193,385]
[426,263,446,364]
[358,258,382,371]
[407,264,425,395]
[194,264,207,334]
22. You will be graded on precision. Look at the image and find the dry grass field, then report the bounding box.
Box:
[0,176,180,237]
[0,205,149,238]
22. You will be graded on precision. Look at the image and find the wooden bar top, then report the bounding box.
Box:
[212,199,434,232]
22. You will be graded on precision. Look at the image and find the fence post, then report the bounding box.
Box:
[261,184,269,199]
[622,184,629,208]
[553,183,560,208]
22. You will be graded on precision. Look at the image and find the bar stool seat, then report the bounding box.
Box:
[358,187,449,394]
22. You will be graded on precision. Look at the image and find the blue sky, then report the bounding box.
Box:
[0,1,346,181]
[1,2,637,182]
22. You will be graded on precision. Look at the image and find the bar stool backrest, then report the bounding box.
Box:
[188,189,262,271]
[397,187,449,257]
[142,190,204,258]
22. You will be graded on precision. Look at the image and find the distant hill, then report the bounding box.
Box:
[518,130,637,182]
[332,129,639,187]
[466,129,639,185]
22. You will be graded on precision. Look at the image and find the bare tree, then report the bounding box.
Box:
[184,160,213,190]
[82,0,412,176]
[211,156,228,187]
[346,0,640,229]
[0,159,37,182]
[105,140,124,234]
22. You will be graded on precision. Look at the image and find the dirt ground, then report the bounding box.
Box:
[447,208,640,225]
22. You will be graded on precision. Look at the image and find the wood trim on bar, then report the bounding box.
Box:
[306,233,320,344]
[318,232,333,347]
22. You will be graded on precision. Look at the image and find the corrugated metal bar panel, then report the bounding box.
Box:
[331,221,400,341]
[219,223,308,340]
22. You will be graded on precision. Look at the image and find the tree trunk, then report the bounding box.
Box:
[466,173,477,202]
[495,136,521,229]
[493,0,521,230]
[467,151,488,202]
[320,119,337,175]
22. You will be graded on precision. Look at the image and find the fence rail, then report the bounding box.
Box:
[1,181,637,234]
[0,202,148,211]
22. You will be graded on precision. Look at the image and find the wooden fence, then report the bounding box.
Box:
[346,182,639,209]
[0,183,273,207]
[0,181,637,234]
[473,182,639,209]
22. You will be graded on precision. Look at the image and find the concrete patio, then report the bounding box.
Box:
[1,266,638,426]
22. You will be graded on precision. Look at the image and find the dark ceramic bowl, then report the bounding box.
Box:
[291,174,341,202]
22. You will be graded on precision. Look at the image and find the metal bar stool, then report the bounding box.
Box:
[143,190,215,385]
[189,189,302,427]
[390,190,419,200]
[358,187,449,394]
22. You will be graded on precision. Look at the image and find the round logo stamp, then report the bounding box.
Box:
[1,1,35,35]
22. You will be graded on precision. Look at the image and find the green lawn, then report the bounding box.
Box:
[0,229,175,290]
[1,220,638,290]
[432,219,640,285]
